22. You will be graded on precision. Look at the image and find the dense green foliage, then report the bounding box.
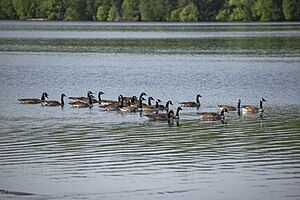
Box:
[0,0,299,21]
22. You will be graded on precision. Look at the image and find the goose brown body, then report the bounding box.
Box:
[198,108,228,121]
[180,94,201,107]
[144,110,174,121]
[71,93,93,108]
[42,94,66,107]
[242,98,267,113]
[18,92,48,104]
[218,99,241,111]
[69,91,97,103]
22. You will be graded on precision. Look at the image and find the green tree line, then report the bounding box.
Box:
[0,0,299,21]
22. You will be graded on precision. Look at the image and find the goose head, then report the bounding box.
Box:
[166,100,173,107]
[44,92,49,98]
[147,96,154,105]
[261,98,267,102]
[139,92,147,99]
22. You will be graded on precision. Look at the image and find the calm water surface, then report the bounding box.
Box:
[0,21,300,200]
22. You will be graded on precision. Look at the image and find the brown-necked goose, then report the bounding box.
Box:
[180,94,202,107]
[242,98,267,113]
[218,99,241,111]
[198,108,228,121]
[18,92,48,104]
[42,94,66,107]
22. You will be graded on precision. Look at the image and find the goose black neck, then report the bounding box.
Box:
[237,100,241,109]
[196,96,200,104]
[98,92,102,102]
[88,94,92,105]
[139,98,143,109]
[260,100,263,109]
[166,101,170,108]
[139,93,145,100]
[41,93,46,101]
[61,94,65,106]
[176,108,181,117]
[156,101,159,108]
[148,97,152,106]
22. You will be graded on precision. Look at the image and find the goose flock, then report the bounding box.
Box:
[18,91,267,124]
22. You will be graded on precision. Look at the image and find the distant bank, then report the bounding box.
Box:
[1,0,300,22]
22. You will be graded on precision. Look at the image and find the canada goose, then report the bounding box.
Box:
[180,94,202,107]
[119,98,139,112]
[144,110,174,121]
[71,93,94,108]
[242,98,267,113]
[198,108,228,121]
[104,95,125,111]
[218,99,241,111]
[42,94,66,107]
[143,99,161,112]
[69,91,97,103]
[99,94,120,107]
[18,92,48,104]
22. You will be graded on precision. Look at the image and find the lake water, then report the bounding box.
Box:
[0,21,300,200]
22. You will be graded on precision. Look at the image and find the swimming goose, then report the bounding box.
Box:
[218,99,241,111]
[42,94,66,107]
[144,110,174,121]
[69,91,97,103]
[18,92,48,104]
[180,94,202,107]
[99,94,120,107]
[71,93,94,108]
[119,98,140,112]
[242,98,267,113]
[104,95,125,111]
[198,108,228,121]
